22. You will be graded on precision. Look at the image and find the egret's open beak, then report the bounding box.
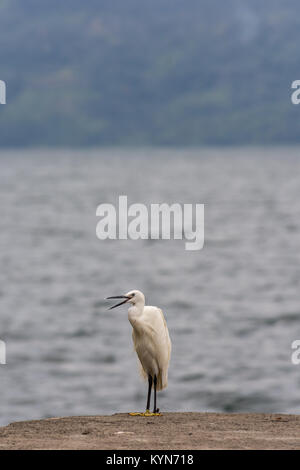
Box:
[106,295,130,310]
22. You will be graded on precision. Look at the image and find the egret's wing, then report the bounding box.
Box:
[158,308,171,363]
[131,306,171,390]
[132,329,149,382]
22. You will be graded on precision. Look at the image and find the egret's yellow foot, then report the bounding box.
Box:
[129,410,161,417]
[144,411,161,416]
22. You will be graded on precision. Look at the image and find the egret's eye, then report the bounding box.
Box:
[131,293,135,297]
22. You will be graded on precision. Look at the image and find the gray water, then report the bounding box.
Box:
[0,147,300,426]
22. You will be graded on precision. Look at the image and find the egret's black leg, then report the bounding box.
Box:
[146,375,152,411]
[153,375,159,413]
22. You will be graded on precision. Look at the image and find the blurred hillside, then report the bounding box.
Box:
[0,0,299,147]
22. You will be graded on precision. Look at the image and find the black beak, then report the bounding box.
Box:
[106,295,130,310]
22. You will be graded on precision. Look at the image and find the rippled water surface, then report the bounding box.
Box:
[0,147,300,425]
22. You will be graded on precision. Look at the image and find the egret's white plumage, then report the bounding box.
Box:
[106,289,171,415]
[128,291,171,391]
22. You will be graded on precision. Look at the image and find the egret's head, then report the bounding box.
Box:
[125,290,145,306]
[106,290,145,309]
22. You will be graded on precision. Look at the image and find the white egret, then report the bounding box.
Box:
[106,290,171,416]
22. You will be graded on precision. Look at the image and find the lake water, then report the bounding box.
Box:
[0,147,300,426]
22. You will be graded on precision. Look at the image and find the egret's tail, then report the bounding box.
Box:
[157,368,168,391]
[138,361,168,390]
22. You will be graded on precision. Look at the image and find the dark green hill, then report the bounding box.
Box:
[0,0,299,146]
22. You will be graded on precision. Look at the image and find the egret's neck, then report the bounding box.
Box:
[128,300,144,327]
